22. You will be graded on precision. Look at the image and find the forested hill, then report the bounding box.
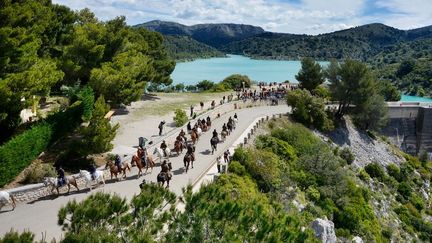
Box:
[135,20,265,48]
[222,23,432,61]
[163,35,225,61]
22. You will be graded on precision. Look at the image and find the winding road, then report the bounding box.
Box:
[0,102,289,241]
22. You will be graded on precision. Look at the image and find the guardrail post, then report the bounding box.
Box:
[279,114,282,118]
[266,116,269,120]
[244,137,247,145]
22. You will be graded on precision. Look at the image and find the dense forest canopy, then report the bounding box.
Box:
[0,0,174,141]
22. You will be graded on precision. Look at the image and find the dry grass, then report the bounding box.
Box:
[131,91,233,117]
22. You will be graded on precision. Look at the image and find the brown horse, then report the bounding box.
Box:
[183,153,195,173]
[106,161,131,180]
[174,140,184,155]
[191,130,199,144]
[131,154,155,177]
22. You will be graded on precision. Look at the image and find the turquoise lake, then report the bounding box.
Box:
[171,55,432,102]
[171,54,323,85]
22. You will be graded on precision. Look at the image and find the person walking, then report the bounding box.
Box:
[190,105,194,117]
[200,101,204,110]
[217,156,223,173]
[158,120,165,136]
[224,150,231,164]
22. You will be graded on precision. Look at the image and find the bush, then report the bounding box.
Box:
[221,74,251,89]
[22,161,57,184]
[173,109,188,127]
[364,163,386,181]
[339,147,355,165]
[227,160,247,176]
[255,135,297,162]
[397,182,412,199]
[196,80,215,91]
[286,89,333,131]
[0,124,52,187]
[386,163,401,181]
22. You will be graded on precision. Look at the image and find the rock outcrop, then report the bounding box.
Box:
[311,218,337,243]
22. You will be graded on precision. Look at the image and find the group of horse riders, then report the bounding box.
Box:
[55,112,237,189]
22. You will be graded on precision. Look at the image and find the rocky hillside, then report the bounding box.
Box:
[316,118,404,168]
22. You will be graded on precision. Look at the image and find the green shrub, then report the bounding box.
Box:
[196,80,215,91]
[173,109,188,127]
[286,89,333,131]
[270,123,321,156]
[386,163,401,181]
[306,187,321,202]
[397,182,412,199]
[358,169,371,181]
[221,74,251,89]
[0,230,34,242]
[339,147,355,165]
[0,124,52,187]
[22,161,57,184]
[364,163,386,181]
[255,135,297,162]
[227,161,247,176]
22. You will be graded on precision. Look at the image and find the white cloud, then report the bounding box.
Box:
[52,0,432,34]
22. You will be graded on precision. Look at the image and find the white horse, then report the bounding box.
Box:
[233,118,238,129]
[0,191,16,211]
[153,147,171,161]
[79,170,105,191]
[43,176,79,195]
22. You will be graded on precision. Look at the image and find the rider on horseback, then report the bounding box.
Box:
[56,166,65,186]
[114,154,122,172]
[138,146,148,166]
[187,122,192,132]
[88,162,97,180]
[160,140,168,157]
[186,143,195,161]
[212,129,218,138]
[206,116,211,124]
[222,123,227,132]
[179,129,186,140]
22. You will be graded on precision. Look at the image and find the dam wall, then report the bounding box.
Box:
[381,102,432,155]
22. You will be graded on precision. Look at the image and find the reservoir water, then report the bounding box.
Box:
[171,54,324,85]
[171,55,431,102]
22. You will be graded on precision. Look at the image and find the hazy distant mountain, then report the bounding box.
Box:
[136,20,265,48]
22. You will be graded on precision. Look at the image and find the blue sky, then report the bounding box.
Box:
[53,0,432,34]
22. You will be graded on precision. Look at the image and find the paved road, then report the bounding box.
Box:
[0,104,289,241]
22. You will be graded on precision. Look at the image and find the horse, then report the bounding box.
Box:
[227,122,233,134]
[79,170,105,190]
[183,153,194,173]
[206,119,211,128]
[105,161,131,180]
[191,130,199,144]
[157,172,171,188]
[174,140,184,155]
[210,136,219,155]
[43,176,79,195]
[201,122,208,132]
[153,147,171,161]
[221,130,228,141]
[131,154,155,177]
[0,191,16,211]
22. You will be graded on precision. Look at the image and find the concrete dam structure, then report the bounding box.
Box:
[382,102,432,155]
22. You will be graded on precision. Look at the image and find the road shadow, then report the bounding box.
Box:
[27,189,84,204]
[141,93,160,101]
[200,150,212,155]
[114,107,129,116]
[0,207,16,214]
[172,167,186,175]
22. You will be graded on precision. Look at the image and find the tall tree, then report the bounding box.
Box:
[295,57,325,92]
[326,59,375,118]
